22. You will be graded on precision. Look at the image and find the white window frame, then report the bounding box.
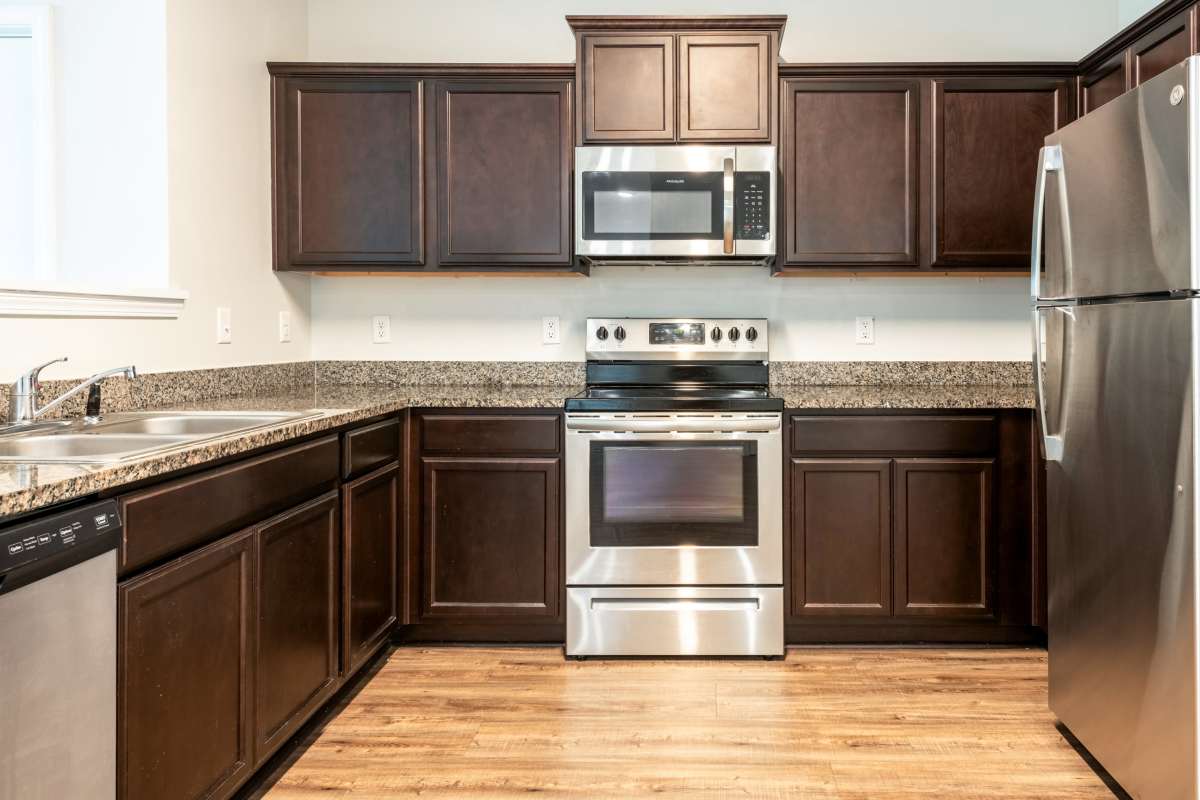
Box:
[0,4,185,318]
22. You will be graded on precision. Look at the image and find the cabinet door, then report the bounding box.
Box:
[274,77,423,270]
[931,78,1069,269]
[1080,52,1130,115]
[678,33,772,141]
[580,34,675,142]
[780,79,919,269]
[894,458,995,617]
[790,459,892,617]
[421,457,560,621]
[118,530,255,800]
[254,493,340,764]
[1132,6,1197,88]
[430,80,572,267]
[342,462,399,675]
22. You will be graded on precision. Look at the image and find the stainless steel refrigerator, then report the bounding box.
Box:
[1033,55,1200,800]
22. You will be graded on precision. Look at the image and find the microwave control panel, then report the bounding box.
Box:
[734,172,771,240]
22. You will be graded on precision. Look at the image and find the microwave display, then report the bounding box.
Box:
[649,322,705,345]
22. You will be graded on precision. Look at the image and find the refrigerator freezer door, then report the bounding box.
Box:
[1046,297,1197,799]
[1039,57,1195,301]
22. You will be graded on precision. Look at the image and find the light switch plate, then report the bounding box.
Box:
[372,315,391,344]
[216,307,232,344]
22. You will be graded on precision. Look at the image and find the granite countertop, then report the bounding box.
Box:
[0,383,579,521]
[773,383,1035,410]
[0,379,1034,520]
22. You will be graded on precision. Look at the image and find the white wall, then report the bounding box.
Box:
[1119,0,1163,27]
[0,0,310,382]
[307,0,1119,63]
[307,0,1118,363]
[313,270,1031,362]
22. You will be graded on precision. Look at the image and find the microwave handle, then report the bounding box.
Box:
[722,157,734,255]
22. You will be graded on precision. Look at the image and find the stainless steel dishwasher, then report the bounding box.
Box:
[0,499,120,800]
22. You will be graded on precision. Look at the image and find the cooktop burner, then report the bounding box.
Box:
[565,385,783,413]
[566,317,780,413]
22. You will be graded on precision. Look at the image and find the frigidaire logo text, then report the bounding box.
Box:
[664,179,685,184]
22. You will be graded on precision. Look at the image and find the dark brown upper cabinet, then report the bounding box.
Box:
[580,34,675,141]
[272,76,424,271]
[677,33,773,140]
[1078,1,1199,116]
[780,78,920,270]
[931,77,1069,270]
[1079,52,1130,115]
[569,16,785,144]
[1131,5,1197,87]
[268,65,578,274]
[428,79,573,269]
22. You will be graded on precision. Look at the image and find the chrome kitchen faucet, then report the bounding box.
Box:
[7,357,137,425]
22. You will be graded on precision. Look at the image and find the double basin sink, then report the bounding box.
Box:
[0,411,321,464]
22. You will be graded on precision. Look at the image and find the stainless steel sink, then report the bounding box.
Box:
[0,410,321,463]
[92,412,307,437]
[0,434,194,462]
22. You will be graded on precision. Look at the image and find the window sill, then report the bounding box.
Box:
[0,281,188,319]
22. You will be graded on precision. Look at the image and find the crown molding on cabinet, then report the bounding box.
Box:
[566,15,787,35]
[265,62,575,79]
[778,62,1077,78]
[1080,0,1195,71]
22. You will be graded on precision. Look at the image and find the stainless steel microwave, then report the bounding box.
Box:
[573,145,776,265]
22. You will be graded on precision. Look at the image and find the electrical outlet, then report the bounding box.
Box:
[216,307,232,344]
[542,316,561,345]
[278,311,292,343]
[372,315,391,344]
[855,316,875,345]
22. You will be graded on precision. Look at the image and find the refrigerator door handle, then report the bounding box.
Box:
[1030,145,1063,303]
[1033,305,1065,462]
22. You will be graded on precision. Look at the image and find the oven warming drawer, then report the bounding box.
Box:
[566,587,784,657]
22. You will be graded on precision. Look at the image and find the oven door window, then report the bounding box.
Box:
[589,441,758,547]
[582,171,723,241]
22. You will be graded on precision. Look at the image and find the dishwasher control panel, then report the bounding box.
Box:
[0,500,121,575]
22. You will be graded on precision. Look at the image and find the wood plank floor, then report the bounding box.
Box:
[253,646,1116,799]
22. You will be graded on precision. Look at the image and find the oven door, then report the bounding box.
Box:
[575,146,735,258]
[565,414,782,586]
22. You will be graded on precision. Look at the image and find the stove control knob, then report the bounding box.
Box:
[595,326,609,341]
[613,326,626,342]
[745,326,758,342]
[710,326,722,343]
[728,327,741,343]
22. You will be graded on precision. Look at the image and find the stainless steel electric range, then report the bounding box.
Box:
[563,318,784,657]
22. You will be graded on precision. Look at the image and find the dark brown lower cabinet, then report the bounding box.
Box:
[342,462,400,674]
[118,529,255,800]
[893,458,994,617]
[790,459,892,616]
[254,492,340,763]
[786,411,1036,644]
[420,456,560,621]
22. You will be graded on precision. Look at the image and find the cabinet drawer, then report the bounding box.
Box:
[790,415,997,455]
[419,413,561,454]
[342,417,400,479]
[120,435,340,575]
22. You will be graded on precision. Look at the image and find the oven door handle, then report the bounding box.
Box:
[566,417,780,433]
